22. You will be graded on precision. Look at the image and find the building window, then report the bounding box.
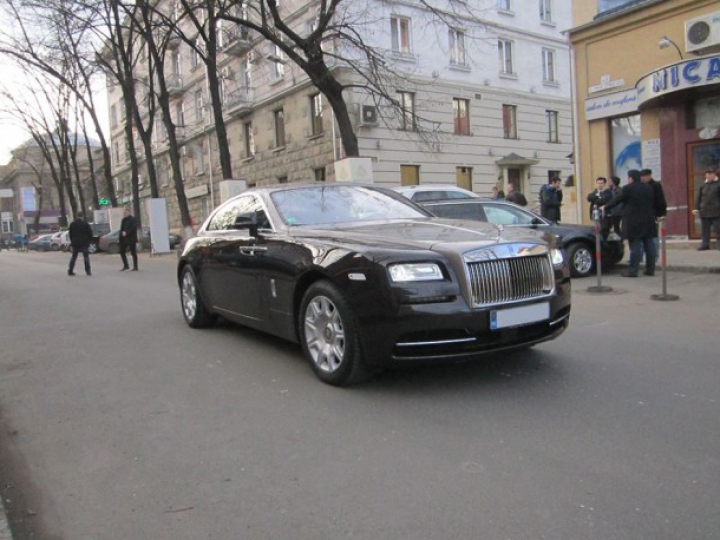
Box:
[398,91,416,131]
[274,109,286,148]
[191,38,203,69]
[391,15,411,54]
[498,39,514,75]
[453,98,470,135]
[195,90,204,122]
[272,45,285,79]
[449,29,466,66]
[310,94,323,135]
[243,122,255,158]
[546,110,559,142]
[110,104,117,128]
[497,0,511,9]
[502,104,517,139]
[539,0,552,22]
[542,48,556,83]
[314,167,326,182]
[278,176,288,184]
[175,102,185,128]
[172,50,182,75]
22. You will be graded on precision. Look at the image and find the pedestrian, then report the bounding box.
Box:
[67,214,93,276]
[540,176,563,223]
[587,176,613,226]
[603,169,656,277]
[605,176,623,236]
[119,207,139,271]
[21,234,28,252]
[692,165,720,250]
[490,186,505,200]
[640,168,666,261]
[505,184,527,206]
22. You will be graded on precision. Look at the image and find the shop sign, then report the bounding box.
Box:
[589,74,625,94]
[584,88,638,121]
[636,55,720,106]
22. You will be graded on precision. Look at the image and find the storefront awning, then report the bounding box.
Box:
[494,152,540,166]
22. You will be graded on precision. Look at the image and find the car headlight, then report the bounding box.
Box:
[550,248,564,267]
[389,263,444,282]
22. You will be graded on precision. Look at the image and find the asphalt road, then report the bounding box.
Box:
[0,250,718,540]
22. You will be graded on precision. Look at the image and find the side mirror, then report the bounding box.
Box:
[234,213,259,237]
[531,217,544,226]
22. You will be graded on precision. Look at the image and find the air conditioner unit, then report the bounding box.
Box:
[685,11,720,53]
[360,104,378,126]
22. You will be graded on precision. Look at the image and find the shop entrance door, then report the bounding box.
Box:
[687,141,720,238]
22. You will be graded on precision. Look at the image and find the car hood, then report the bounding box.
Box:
[290,218,551,253]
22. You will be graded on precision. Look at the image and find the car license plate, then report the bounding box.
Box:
[490,302,550,330]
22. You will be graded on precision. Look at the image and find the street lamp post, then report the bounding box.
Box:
[658,36,683,60]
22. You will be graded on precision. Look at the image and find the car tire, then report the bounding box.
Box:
[51,244,60,251]
[108,243,120,254]
[180,266,216,328]
[299,280,367,386]
[567,242,594,278]
[87,242,98,254]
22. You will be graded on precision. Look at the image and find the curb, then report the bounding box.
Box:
[0,495,12,540]
[614,262,720,274]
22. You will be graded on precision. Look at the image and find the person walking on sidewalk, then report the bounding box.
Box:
[693,165,720,250]
[604,169,656,277]
[119,207,139,271]
[67,214,93,276]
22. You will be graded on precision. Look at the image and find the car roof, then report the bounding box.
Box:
[393,184,478,194]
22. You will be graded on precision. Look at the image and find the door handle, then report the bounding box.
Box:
[238,246,268,255]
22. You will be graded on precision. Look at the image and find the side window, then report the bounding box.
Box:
[433,204,481,220]
[484,204,534,225]
[206,195,265,231]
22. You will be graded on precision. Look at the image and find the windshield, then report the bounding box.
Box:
[271,185,429,226]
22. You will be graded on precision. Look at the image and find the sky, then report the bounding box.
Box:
[0,56,109,166]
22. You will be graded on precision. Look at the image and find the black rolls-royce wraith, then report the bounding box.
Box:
[177,183,571,386]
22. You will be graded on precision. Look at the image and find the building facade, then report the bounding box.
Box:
[108,0,575,229]
[569,0,720,237]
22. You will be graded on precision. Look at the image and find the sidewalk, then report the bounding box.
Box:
[614,239,720,274]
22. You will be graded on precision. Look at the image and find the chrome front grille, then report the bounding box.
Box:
[467,254,554,306]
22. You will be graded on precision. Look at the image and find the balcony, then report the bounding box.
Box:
[166,73,185,97]
[166,34,181,50]
[223,25,255,55]
[224,87,254,116]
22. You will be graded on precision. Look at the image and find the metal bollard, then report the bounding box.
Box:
[587,208,612,293]
[651,218,679,301]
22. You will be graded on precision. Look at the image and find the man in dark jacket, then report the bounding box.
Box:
[587,177,613,227]
[505,184,528,206]
[693,166,720,250]
[640,168,666,261]
[604,169,656,277]
[68,214,93,276]
[119,207,139,271]
[540,177,563,223]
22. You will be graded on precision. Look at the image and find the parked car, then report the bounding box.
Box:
[27,234,54,252]
[49,230,69,251]
[99,227,182,253]
[422,199,625,278]
[393,184,479,203]
[177,183,571,386]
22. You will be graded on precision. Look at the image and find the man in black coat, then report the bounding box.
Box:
[640,168,667,261]
[604,169,657,277]
[119,207,139,271]
[68,214,93,276]
[540,177,563,223]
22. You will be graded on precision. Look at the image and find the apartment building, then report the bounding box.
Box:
[107,0,575,228]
